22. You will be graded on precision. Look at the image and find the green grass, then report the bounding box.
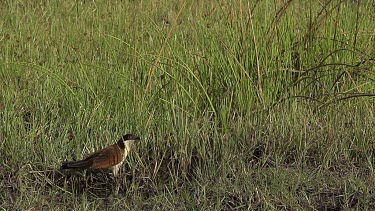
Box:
[1,0,374,210]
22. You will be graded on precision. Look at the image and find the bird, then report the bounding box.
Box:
[61,134,140,176]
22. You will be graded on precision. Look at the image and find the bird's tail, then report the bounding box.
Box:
[61,159,92,169]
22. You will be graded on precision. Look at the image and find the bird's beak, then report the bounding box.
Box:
[131,135,140,141]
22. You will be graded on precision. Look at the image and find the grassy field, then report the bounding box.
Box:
[0,0,374,210]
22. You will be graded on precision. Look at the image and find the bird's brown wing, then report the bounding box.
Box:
[90,144,124,169]
[61,143,124,170]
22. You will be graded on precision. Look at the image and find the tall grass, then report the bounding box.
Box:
[1,0,374,210]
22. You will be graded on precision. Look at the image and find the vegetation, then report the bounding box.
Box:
[1,0,374,210]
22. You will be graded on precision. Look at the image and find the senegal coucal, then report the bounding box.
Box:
[61,134,140,176]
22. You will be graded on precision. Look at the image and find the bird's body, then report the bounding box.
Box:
[61,134,140,176]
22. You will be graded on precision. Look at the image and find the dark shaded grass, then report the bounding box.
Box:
[1,156,374,210]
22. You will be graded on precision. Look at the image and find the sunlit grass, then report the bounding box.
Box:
[0,0,374,210]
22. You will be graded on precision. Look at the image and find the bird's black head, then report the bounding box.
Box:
[117,134,140,149]
[121,134,140,141]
